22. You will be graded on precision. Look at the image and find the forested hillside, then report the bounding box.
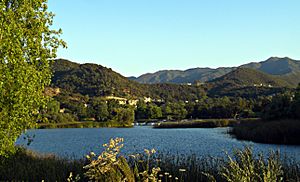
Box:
[36,59,297,129]
[51,59,142,97]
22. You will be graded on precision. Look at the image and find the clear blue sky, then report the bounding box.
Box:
[48,0,300,77]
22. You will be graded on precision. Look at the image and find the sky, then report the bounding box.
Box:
[48,0,300,77]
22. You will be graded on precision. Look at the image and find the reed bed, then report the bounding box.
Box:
[1,141,299,181]
[230,119,300,145]
[153,119,237,128]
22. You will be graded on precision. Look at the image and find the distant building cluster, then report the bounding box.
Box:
[253,83,273,87]
[44,87,61,97]
[104,96,139,106]
[103,96,165,106]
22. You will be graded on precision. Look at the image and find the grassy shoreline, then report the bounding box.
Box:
[153,118,300,145]
[153,119,240,128]
[37,121,133,129]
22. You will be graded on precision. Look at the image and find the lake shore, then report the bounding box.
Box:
[37,121,133,129]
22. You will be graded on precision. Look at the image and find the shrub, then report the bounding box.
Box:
[218,147,284,182]
[84,138,134,182]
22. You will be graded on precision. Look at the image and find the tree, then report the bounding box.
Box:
[135,101,148,119]
[112,107,135,126]
[262,93,292,120]
[47,100,60,114]
[0,0,65,156]
[148,104,162,119]
[165,102,187,120]
[290,84,300,119]
[89,97,109,121]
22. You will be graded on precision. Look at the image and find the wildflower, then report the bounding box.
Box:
[179,168,186,172]
[144,149,150,155]
[84,137,125,179]
[151,148,156,154]
[128,154,136,159]
[164,172,169,176]
[169,175,172,178]
[152,167,161,173]
[139,170,148,176]
[175,177,179,180]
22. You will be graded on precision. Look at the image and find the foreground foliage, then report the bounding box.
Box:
[0,0,65,156]
[84,138,134,182]
[220,147,283,182]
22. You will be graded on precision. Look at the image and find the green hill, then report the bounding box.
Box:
[206,68,290,97]
[51,59,206,102]
[241,57,300,87]
[209,67,291,87]
[51,59,143,97]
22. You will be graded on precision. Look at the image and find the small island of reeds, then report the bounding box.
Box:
[153,119,238,128]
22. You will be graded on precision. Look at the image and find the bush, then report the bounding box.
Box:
[220,147,283,182]
[84,138,134,182]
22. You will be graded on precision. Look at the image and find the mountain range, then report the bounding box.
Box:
[50,57,295,101]
[129,57,300,87]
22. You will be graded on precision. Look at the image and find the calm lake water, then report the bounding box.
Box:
[16,127,300,160]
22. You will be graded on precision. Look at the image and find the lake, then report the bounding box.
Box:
[16,126,300,160]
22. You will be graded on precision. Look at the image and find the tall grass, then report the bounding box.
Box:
[0,141,299,181]
[0,147,86,181]
[152,148,300,182]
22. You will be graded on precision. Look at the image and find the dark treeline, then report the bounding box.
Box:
[41,93,271,124]
[230,84,300,144]
[42,93,134,127]
[42,83,300,128]
[262,85,300,120]
[43,94,259,124]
